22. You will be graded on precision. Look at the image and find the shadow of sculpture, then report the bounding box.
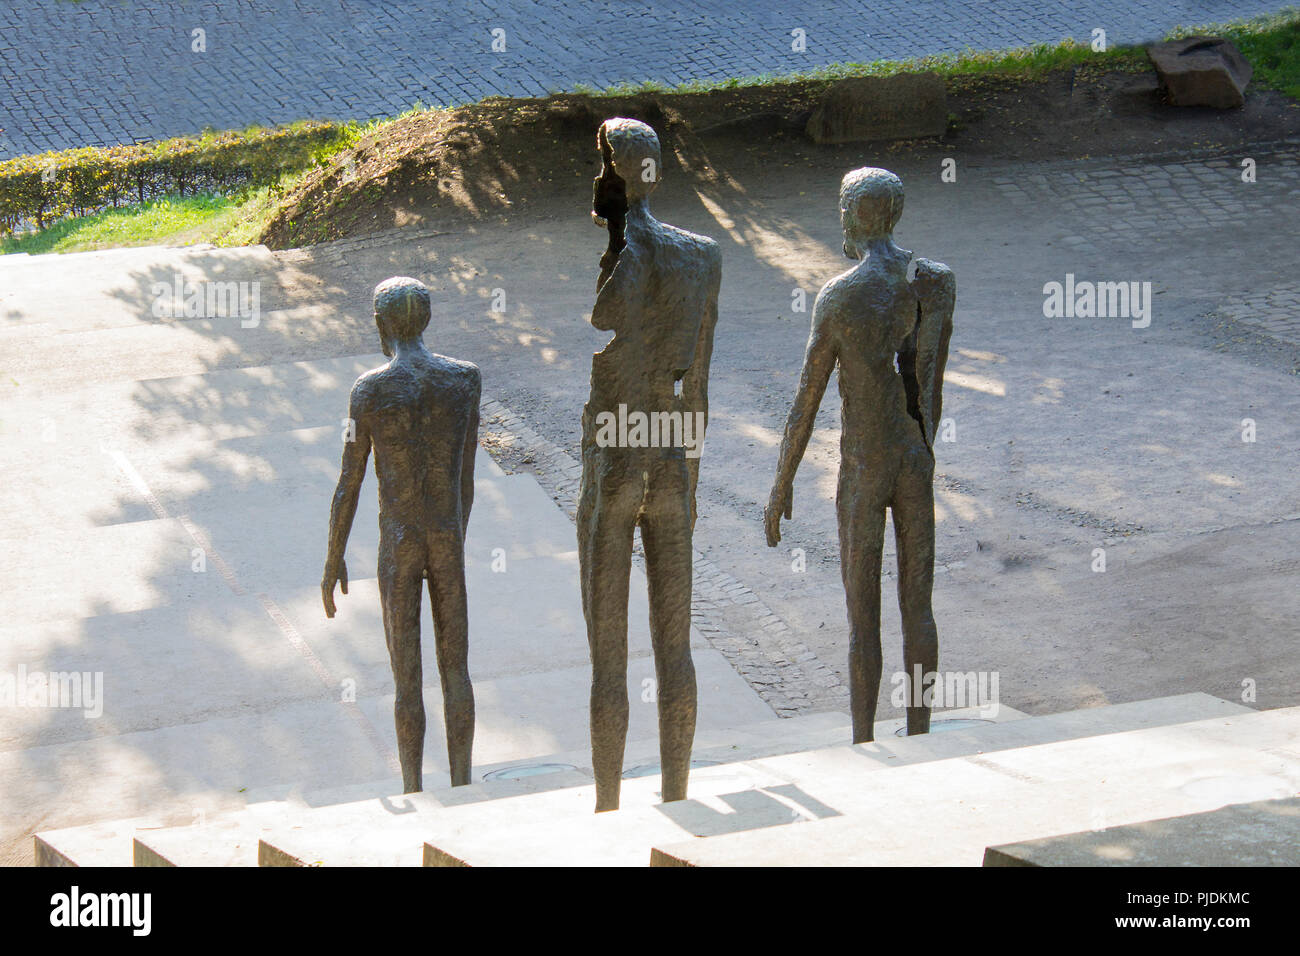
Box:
[655,782,842,837]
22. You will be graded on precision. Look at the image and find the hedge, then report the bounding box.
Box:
[0,121,347,235]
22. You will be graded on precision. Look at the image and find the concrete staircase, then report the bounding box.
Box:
[33,709,853,867]
[36,692,1291,867]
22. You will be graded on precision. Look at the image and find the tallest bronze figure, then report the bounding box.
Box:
[580,118,722,811]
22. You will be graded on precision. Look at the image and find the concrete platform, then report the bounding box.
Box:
[983,797,1300,866]
[649,704,1297,866]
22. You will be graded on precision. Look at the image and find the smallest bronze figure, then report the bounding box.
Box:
[323,276,480,792]
[766,168,954,744]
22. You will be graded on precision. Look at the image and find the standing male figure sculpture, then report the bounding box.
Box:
[322,276,480,792]
[580,117,722,811]
[765,168,954,743]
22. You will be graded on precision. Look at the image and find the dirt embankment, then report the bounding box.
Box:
[259,65,1300,249]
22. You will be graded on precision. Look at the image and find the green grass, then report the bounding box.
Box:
[0,193,246,254]
[0,119,367,255]
[0,172,333,255]
[701,39,1148,91]
[598,8,1300,95]
[580,40,1147,97]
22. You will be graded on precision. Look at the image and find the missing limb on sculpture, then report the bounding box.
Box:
[765,167,955,744]
[322,276,481,793]
[581,117,722,812]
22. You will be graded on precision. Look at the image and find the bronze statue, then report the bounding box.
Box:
[580,117,722,811]
[766,167,954,743]
[323,276,480,792]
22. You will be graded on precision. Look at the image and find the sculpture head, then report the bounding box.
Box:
[839,167,904,259]
[597,117,661,204]
[373,276,431,358]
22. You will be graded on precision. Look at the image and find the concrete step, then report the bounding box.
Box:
[134,770,597,867]
[35,816,161,868]
[650,702,1296,866]
[250,693,1247,867]
[29,693,1256,867]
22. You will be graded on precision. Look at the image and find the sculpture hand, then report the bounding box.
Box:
[765,483,792,547]
[322,558,348,619]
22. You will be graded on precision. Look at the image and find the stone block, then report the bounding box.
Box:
[1148,37,1252,109]
[805,72,948,144]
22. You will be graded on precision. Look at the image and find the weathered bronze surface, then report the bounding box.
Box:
[323,276,480,792]
[766,167,954,743]
[580,118,722,811]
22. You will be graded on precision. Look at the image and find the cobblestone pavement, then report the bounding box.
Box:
[1,0,1296,157]
[1217,284,1300,342]
[994,151,1300,256]
[993,145,1300,344]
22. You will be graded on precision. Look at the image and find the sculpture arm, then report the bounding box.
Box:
[909,258,956,447]
[323,385,371,618]
[766,295,837,545]
[589,245,644,332]
[680,261,721,526]
[461,368,481,538]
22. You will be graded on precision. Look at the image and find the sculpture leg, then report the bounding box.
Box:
[891,448,939,736]
[838,477,887,744]
[640,470,697,804]
[379,538,426,793]
[579,472,635,812]
[427,538,474,787]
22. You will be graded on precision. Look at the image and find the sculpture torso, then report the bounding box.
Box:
[353,351,478,538]
[582,212,721,466]
[822,249,927,464]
